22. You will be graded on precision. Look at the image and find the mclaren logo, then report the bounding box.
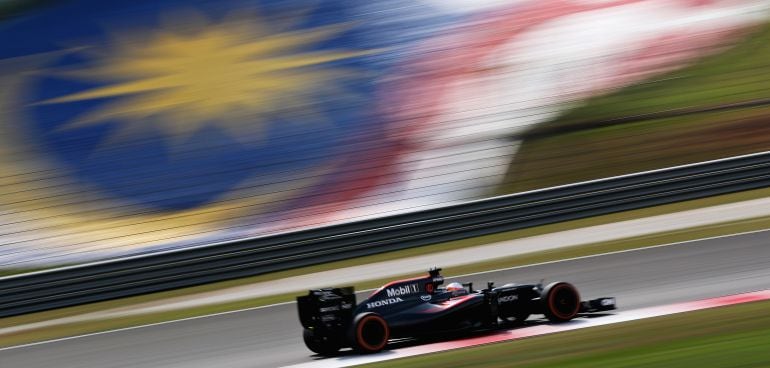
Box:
[367,297,404,309]
[499,295,518,303]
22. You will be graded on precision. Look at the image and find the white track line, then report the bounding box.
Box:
[283,289,770,368]
[0,301,294,352]
[443,228,770,281]
[1,228,767,351]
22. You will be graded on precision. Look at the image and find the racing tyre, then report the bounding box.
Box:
[541,282,581,322]
[302,328,342,356]
[348,312,390,353]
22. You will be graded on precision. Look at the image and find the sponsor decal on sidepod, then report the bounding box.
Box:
[386,283,420,297]
[367,297,404,309]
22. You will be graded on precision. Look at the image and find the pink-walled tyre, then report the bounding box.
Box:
[348,312,390,353]
[542,282,581,322]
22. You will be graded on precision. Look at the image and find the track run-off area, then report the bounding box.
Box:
[287,290,770,368]
[1,230,769,368]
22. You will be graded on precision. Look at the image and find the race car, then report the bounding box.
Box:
[296,267,615,355]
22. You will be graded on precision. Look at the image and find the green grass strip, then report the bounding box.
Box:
[363,300,770,368]
[501,22,770,193]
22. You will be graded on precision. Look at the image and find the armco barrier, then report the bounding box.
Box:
[0,152,769,317]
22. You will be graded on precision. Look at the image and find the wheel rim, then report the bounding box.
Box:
[548,284,579,319]
[357,316,388,351]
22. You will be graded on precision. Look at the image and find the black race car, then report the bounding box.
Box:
[297,267,615,355]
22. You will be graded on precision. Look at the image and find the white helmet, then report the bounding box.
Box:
[445,282,466,295]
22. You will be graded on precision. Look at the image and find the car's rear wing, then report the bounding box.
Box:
[297,287,357,331]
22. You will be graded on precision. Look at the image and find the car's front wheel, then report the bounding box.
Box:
[541,282,581,322]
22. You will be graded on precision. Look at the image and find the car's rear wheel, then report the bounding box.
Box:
[541,282,581,322]
[302,328,342,356]
[348,312,390,353]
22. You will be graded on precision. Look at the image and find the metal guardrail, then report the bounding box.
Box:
[0,152,769,317]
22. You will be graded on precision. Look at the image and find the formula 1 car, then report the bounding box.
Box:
[297,267,615,355]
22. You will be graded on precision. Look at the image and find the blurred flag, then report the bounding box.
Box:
[0,0,462,266]
[0,0,767,266]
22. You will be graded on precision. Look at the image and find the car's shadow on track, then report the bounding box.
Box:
[309,313,617,360]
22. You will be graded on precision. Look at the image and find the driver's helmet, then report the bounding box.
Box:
[445,282,467,296]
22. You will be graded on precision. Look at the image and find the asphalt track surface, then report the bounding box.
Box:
[2,230,769,368]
